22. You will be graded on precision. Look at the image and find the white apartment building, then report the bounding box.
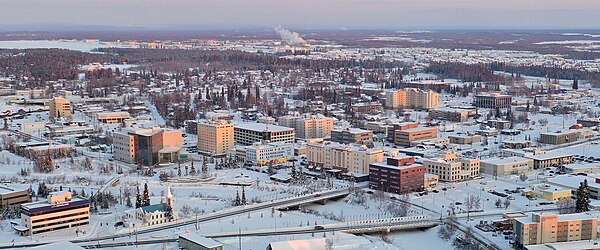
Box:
[244,141,294,166]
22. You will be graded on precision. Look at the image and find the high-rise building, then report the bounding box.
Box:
[514,213,598,248]
[473,93,512,109]
[385,88,439,110]
[307,141,383,174]
[394,126,438,147]
[197,120,234,156]
[278,113,335,139]
[234,123,295,146]
[113,127,182,165]
[48,97,72,120]
[423,151,480,182]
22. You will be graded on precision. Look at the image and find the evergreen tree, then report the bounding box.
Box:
[135,186,142,208]
[126,195,133,208]
[573,78,579,90]
[234,191,241,206]
[143,183,151,206]
[241,187,247,205]
[576,180,590,213]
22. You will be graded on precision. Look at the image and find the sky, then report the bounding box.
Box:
[2,0,600,30]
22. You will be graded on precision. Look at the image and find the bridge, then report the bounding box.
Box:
[274,189,351,210]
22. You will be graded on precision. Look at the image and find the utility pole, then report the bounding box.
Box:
[238,227,242,250]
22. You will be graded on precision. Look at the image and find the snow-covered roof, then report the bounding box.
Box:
[267,238,327,250]
[235,122,294,133]
[179,234,222,248]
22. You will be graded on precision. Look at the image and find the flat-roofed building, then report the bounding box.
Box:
[48,97,72,120]
[480,157,534,177]
[20,191,90,235]
[546,175,600,200]
[394,126,438,147]
[178,234,223,250]
[95,111,130,124]
[540,129,593,145]
[0,185,30,208]
[423,151,480,182]
[234,123,295,146]
[278,113,334,139]
[429,108,475,122]
[331,127,374,146]
[307,142,383,174]
[514,213,598,248]
[113,127,182,165]
[369,156,424,194]
[424,173,439,189]
[244,141,294,166]
[197,120,234,157]
[526,152,573,169]
[474,93,512,109]
[449,134,482,145]
[385,88,439,110]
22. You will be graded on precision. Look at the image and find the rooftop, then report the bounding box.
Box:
[481,157,533,165]
[179,234,222,248]
[235,122,294,133]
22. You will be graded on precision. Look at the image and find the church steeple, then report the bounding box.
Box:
[166,185,174,209]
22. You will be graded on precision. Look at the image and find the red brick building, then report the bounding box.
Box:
[369,156,424,194]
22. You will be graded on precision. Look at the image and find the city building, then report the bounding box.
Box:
[369,156,424,194]
[514,213,598,248]
[385,88,439,110]
[480,157,534,177]
[363,121,393,134]
[394,126,438,147]
[278,113,335,139]
[546,175,600,200]
[539,129,593,145]
[424,173,439,189]
[0,185,30,208]
[113,127,183,166]
[178,234,223,250]
[428,108,475,122]
[234,123,295,146]
[386,122,419,142]
[526,152,573,169]
[243,141,294,166]
[523,184,572,201]
[95,111,130,124]
[307,141,384,174]
[473,93,512,109]
[330,127,374,146]
[449,134,482,145]
[197,120,234,156]
[20,191,90,235]
[576,118,600,128]
[423,151,480,182]
[45,123,95,137]
[351,102,382,113]
[48,97,72,120]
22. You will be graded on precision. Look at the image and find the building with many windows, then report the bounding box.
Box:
[480,157,534,177]
[330,127,374,146]
[423,151,480,182]
[113,127,182,165]
[278,113,335,139]
[48,97,72,120]
[514,213,598,248]
[473,93,512,109]
[369,156,424,194]
[95,112,130,124]
[234,123,295,146]
[197,120,234,157]
[385,88,439,110]
[394,126,438,147]
[307,142,383,174]
[20,191,89,235]
[243,141,294,166]
[0,185,30,208]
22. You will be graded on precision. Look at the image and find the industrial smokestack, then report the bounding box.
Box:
[274,26,308,46]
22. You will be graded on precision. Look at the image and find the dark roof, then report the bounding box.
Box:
[141,203,168,213]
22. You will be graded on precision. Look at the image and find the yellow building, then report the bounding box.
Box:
[197,120,234,157]
[48,97,72,120]
[524,184,572,201]
[515,213,598,248]
[385,88,439,110]
[95,111,130,124]
[278,113,335,139]
[20,191,90,235]
[423,151,480,182]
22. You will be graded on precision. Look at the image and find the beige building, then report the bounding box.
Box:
[234,123,295,146]
[331,128,374,146]
[480,157,534,177]
[448,134,482,145]
[95,111,130,124]
[0,185,30,208]
[113,127,182,165]
[307,142,383,174]
[514,213,598,248]
[423,151,480,182]
[278,113,334,139]
[385,88,439,110]
[424,173,439,189]
[428,108,474,122]
[540,129,593,145]
[197,120,234,156]
[48,97,72,120]
[526,152,573,169]
[20,191,90,235]
[394,126,438,147]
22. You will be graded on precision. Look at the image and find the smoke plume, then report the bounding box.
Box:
[274,26,308,46]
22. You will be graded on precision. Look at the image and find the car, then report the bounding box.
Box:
[455,202,463,205]
[314,193,321,197]
[432,190,439,193]
[442,188,448,191]
[314,226,324,230]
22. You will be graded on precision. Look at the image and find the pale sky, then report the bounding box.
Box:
[2,0,599,30]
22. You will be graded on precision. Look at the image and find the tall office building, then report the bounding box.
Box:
[423,151,480,182]
[48,97,72,120]
[515,213,598,247]
[234,123,295,146]
[307,142,383,174]
[113,127,182,165]
[20,191,90,235]
[197,120,234,157]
